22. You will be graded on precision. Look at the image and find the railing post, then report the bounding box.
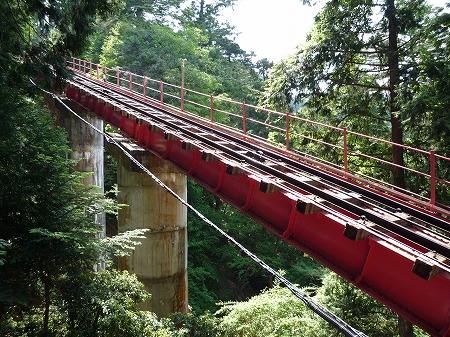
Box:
[286,112,290,151]
[117,69,120,86]
[78,58,81,72]
[103,66,107,82]
[180,88,185,111]
[181,59,186,112]
[89,61,92,77]
[242,102,247,134]
[83,60,86,74]
[210,95,214,122]
[343,128,349,176]
[96,64,99,79]
[72,57,75,70]
[129,72,133,91]
[143,77,147,97]
[430,150,436,209]
[160,81,164,103]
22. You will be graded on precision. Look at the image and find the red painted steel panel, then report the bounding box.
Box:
[94,100,104,116]
[121,116,138,138]
[109,109,123,128]
[219,173,251,207]
[247,189,294,234]
[145,131,169,156]
[101,105,113,122]
[356,239,450,335]
[291,213,371,278]
[86,96,95,110]
[192,159,227,190]
[166,142,197,172]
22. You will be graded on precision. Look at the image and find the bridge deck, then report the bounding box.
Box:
[65,71,450,337]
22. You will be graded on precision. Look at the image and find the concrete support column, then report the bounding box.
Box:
[115,140,188,317]
[56,99,106,270]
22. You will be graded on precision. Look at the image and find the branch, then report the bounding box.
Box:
[325,49,384,55]
[329,79,389,91]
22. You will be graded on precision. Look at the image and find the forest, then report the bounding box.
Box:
[0,0,449,336]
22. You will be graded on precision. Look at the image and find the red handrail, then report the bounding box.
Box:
[67,57,450,217]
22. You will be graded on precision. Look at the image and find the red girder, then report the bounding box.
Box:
[66,83,450,337]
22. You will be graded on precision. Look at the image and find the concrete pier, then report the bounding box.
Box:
[54,98,106,270]
[111,138,188,317]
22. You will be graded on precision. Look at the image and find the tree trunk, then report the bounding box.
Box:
[387,3,410,335]
[198,0,205,22]
[398,316,414,337]
[41,272,51,337]
[387,0,406,189]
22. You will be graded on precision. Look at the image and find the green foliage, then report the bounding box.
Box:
[0,85,95,328]
[0,0,124,89]
[217,271,429,337]
[84,0,262,109]
[0,83,161,337]
[99,228,148,260]
[59,269,166,337]
[315,273,398,337]
[170,311,222,337]
[218,285,320,337]
[0,240,9,266]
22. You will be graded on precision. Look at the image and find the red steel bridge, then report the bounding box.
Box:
[66,58,450,336]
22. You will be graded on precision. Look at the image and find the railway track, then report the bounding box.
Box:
[69,74,450,271]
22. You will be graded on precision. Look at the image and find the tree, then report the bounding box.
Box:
[124,0,184,23]
[218,284,321,337]
[262,0,438,190]
[255,58,274,81]
[177,0,252,62]
[0,85,103,333]
[87,0,263,113]
[0,0,124,89]
[315,273,399,337]
[398,8,450,204]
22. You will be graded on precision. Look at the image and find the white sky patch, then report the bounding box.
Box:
[220,0,449,63]
[221,0,322,62]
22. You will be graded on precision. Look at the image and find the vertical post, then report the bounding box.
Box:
[89,61,92,77]
[430,150,436,210]
[72,57,75,71]
[181,59,186,112]
[210,95,214,122]
[242,102,247,134]
[343,128,349,176]
[78,58,81,72]
[103,66,107,82]
[83,60,86,74]
[117,69,120,86]
[96,64,99,79]
[286,112,290,151]
[160,81,164,103]
[129,72,133,91]
[143,77,147,97]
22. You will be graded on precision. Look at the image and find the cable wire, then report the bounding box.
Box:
[31,79,368,337]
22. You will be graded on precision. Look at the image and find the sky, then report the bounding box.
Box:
[220,0,449,63]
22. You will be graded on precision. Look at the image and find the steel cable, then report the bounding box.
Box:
[32,79,368,337]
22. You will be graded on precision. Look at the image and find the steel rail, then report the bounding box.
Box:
[71,75,450,259]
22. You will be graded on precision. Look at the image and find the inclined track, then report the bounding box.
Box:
[71,75,450,263]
